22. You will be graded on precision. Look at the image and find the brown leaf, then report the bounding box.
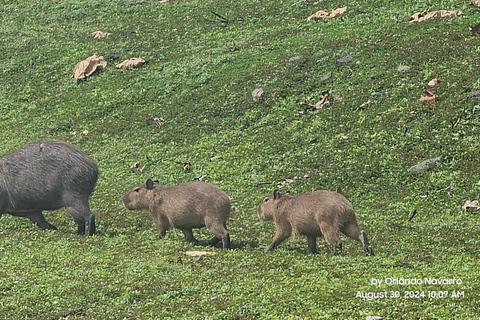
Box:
[420,78,441,103]
[306,6,347,21]
[73,55,107,80]
[115,58,146,70]
[299,91,330,113]
[91,31,111,39]
[472,0,480,7]
[409,10,462,23]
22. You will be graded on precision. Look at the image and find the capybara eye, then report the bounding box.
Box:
[264,198,269,202]
[134,188,140,192]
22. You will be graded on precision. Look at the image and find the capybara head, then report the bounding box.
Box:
[123,179,159,210]
[257,190,284,221]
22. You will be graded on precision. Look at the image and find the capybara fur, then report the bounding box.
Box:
[0,140,98,235]
[123,179,231,250]
[258,190,373,255]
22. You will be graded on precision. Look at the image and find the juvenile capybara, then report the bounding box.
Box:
[0,140,98,235]
[123,179,231,249]
[258,190,373,255]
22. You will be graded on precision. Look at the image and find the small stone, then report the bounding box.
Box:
[397,66,411,73]
[469,91,480,98]
[320,72,332,81]
[336,55,353,66]
[288,55,304,63]
[407,155,443,173]
[252,88,265,101]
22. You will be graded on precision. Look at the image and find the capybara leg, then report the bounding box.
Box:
[206,220,229,249]
[26,211,57,230]
[319,222,342,254]
[307,236,318,254]
[221,233,230,250]
[66,201,95,235]
[266,231,290,252]
[180,228,198,243]
[360,231,374,256]
[334,243,343,255]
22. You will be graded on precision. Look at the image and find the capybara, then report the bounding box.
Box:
[0,140,98,235]
[258,190,373,255]
[123,179,231,249]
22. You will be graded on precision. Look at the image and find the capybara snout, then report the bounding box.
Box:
[123,179,231,250]
[0,140,98,235]
[258,190,373,255]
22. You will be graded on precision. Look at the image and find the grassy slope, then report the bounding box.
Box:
[1,0,479,318]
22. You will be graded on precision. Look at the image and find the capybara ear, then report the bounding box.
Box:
[146,179,154,190]
[273,190,281,200]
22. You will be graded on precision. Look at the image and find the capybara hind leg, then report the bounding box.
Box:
[307,236,318,254]
[66,201,95,235]
[360,231,374,256]
[26,211,57,230]
[319,223,342,254]
[180,228,198,243]
[206,220,229,249]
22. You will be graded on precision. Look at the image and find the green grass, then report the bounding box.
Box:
[1,0,480,318]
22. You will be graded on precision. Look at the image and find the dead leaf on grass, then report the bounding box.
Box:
[73,55,107,80]
[420,78,441,103]
[462,200,480,212]
[409,10,462,23]
[472,0,480,7]
[306,6,347,21]
[115,58,146,70]
[91,31,111,39]
[299,91,330,114]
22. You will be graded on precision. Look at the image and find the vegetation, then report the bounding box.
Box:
[1,0,479,318]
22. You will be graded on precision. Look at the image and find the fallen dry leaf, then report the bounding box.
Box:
[462,200,480,212]
[73,55,107,80]
[186,251,214,257]
[115,58,146,70]
[299,91,330,113]
[472,0,480,7]
[409,10,462,23]
[306,6,347,21]
[91,30,111,39]
[420,78,441,103]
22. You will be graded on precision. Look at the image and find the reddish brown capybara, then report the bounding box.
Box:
[0,140,98,235]
[123,179,231,250]
[258,190,373,255]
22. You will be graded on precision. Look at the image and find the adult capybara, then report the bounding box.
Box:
[258,190,373,255]
[123,179,231,250]
[0,140,98,235]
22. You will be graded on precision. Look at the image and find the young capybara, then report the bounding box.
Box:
[257,190,373,255]
[0,140,98,235]
[123,179,231,250]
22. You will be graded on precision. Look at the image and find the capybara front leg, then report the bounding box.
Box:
[307,236,318,254]
[266,232,290,252]
[180,228,198,244]
[26,211,57,230]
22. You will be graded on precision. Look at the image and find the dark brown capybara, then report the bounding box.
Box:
[123,179,231,250]
[0,140,98,235]
[257,190,374,255]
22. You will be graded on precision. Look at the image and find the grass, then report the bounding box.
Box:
[1,0,480,318]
